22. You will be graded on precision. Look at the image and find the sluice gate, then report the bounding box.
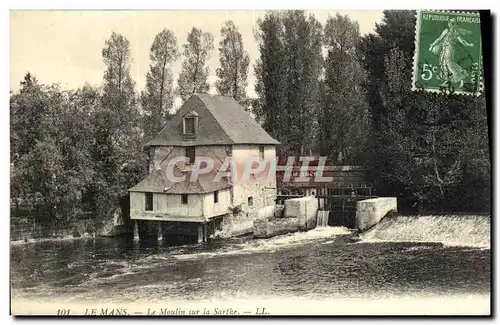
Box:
[279,183,377,229]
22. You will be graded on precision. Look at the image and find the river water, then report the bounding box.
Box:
[10,214,491,315]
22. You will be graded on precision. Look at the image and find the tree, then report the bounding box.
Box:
[254,11,323,155]
[142,29,179,140]
[92,32,145,218]
[10,75,96,227]
[321,13,369,164]
[358,10,490,212]
[215,21,250,105]
[254,11,287,145]
[281,10,323,154]
[10,36,150,233]
[176,27,214,103]
[11,75,52,222]
[101,31,136,118]
[357,10,416,128]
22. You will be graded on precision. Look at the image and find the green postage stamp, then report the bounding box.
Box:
[412,10,483,95]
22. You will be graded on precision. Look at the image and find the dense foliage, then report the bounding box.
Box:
[254,11,325,155]
[176,27,214,104]
[10,10,490,230]
[356,10,490,212]
[141,29,179,141]
[215,21,250,106]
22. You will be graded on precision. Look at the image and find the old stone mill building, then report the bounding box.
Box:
[128,93,397,243]
[129,94,280,243]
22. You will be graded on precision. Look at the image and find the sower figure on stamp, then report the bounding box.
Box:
[429,18,474,89]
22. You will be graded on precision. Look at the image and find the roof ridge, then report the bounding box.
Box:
[195,94,237,145]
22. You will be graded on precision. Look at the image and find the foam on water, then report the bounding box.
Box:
[316,210,329,227]
[172,226,352,260]
[360,214,490,248]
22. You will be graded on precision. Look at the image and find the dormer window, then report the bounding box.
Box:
[184,117,195,134]
[183,110,199,136]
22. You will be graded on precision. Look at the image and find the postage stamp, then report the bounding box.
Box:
[411,10,483,95]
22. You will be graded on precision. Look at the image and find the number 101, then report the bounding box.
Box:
[57,309,70,316]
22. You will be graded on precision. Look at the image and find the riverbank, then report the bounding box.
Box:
[10,212,491,249]
[10,233,97,246]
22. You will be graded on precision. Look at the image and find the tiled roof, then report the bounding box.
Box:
[128,169,232,194]
[144,94,280,147]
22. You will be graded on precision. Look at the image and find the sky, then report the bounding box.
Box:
[10,10,384,102]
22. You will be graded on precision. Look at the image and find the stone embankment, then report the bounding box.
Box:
[254,196,319,238]
[355,197,397,232]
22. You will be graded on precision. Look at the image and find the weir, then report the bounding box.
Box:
[356,197,397,232]
[360,214,491,248]
[316,210,329,227]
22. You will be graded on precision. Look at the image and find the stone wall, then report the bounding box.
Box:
[216,212,254,238]
[254,216,299,238]
[284,196,318,230]
[356,197,398,232]
[253,197,319,239]
[147,144,278,217]
[231,145,277,213]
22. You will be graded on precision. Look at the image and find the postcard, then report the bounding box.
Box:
[9,9,491,316]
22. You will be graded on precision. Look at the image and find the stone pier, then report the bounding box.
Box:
[284,196,318,230]
[135,220,213,244]
[356,197,398,232]
[253,197,319,238]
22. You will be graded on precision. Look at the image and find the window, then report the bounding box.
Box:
[185,147,195,164]
[214,190,219,204]
[184,117,195,134]
[259,146,264,159]
[181,194,188,205]
[248,196,254,207]
[145,193,153,211]
[182,111,199,137]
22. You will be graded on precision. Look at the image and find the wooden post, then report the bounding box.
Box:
[133,221,139,240]
[157,222,163,241]
[197,225,203,243]
[203,222,208,242]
